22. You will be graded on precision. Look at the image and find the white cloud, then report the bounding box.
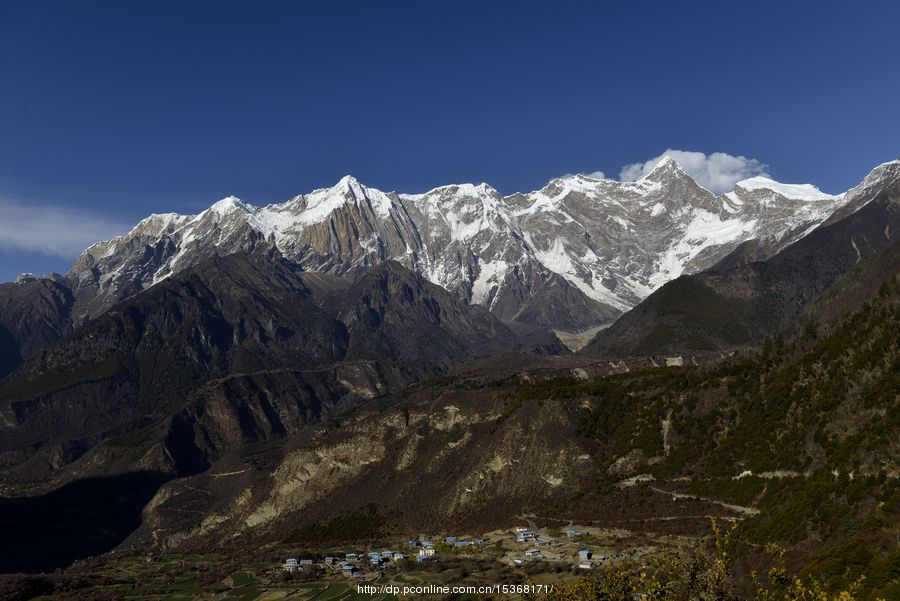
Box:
[619,149,769,194]
[557,169,606,182]
[0,197,132,258]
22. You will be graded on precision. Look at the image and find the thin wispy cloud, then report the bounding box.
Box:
[0,197,133,258]
[619,149,770,194]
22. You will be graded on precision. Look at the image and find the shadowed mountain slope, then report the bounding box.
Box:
[582,180,900,357]
[0,254,563,487]
[0,276,75,378]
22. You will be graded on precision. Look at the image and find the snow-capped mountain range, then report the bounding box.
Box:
[64,157,900,330]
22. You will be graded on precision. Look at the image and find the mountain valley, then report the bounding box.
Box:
[0,158,898,599]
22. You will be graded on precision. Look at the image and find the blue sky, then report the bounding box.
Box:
[1,0,899,281]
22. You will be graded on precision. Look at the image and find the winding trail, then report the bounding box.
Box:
[647,486,760,516]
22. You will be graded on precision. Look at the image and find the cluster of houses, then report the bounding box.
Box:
[407,537,436,561]
[406,535,485,560]
[505,526,613,570]
[330,551,405,574]
[282,551,403,578]
[513,526,537,543]
[282,527,611,576]
[513,526,552,556]
[282,542,441,578]
[281,533,491,577]
[514,526,588,543]
[281,558,313,573]
[510,527,546,564]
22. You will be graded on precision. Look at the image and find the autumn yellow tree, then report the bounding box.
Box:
[548,520,882,601]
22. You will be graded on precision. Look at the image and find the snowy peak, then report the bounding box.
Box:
[646,155,682,175]
[734,177,838,201]
[288,175,400,224]
[819,158,900,224]
[642,156,697,188]
[642,156,718,206]
[61,159,899,331]
[846,158,900,199]
[403,181,501,203]
[337,174,361,189]
[207,195,252,215]
[443,182,498,198]
[335,174,372,202]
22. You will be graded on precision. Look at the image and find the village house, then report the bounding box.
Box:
[525,549,543,558]
[578,561,595,570]
[282,558,299,572]
[578,549,593,560]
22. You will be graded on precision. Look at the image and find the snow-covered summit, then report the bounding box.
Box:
[65,159,898,329]
[646,155,682,174]
[207,195,253,215]
[844,159,900,200]
[735,177,839,201]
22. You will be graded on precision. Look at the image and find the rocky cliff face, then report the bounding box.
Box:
[56,158,889,333]
[582,175,900,357]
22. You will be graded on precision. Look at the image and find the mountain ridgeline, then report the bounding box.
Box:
[8,159,891,365]
[4,159,896,377]
[0,157,898,593]
[582,175,900,357]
